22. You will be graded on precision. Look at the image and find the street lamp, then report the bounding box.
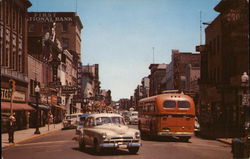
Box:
[34,84,41,134]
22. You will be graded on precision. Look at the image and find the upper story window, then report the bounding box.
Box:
[6,3,10,25]
[42,24,49,32]
[62,38,69,49]
[29,23,35,32]
[62,23,68,32]
[13,9,16,30]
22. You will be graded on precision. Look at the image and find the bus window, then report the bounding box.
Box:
[163,100,176,108]
[178,101,190,108]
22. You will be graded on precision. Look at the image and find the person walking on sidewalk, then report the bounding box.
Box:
[8,114,16,143]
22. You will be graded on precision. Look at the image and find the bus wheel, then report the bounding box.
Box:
[179,136,190,142]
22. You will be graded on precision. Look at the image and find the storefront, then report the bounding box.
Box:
[1,88,35,133]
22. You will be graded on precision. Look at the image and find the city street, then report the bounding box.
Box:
[2,125,232,159]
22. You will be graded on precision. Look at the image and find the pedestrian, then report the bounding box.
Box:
[8,114,16,143]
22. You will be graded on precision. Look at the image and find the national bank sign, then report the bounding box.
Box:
[28,12,75,23]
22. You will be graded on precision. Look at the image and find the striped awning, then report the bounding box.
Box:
[1,102,35,111]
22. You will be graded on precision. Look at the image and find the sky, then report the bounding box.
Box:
[28,0,220,101]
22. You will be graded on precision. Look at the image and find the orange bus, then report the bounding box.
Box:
[138,92,195,142]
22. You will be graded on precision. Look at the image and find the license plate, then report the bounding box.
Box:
[118,144,127,149]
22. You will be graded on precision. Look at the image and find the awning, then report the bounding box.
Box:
[1,102,35,111]
[29,103,51,110]
[51,104,66,110]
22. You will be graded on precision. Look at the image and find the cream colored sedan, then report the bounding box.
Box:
[78,113,141,154]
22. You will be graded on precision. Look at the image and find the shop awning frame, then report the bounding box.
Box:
[1,102,35,111]
[29,103,51,110]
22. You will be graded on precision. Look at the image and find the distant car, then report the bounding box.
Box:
[62,113,82,129]
[128,111,138,125]
[194,117,200,136]
[78,113,141,154]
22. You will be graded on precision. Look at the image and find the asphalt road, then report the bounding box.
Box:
[2,125,233,159]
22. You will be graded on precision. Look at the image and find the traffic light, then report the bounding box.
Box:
[9,79,16,93]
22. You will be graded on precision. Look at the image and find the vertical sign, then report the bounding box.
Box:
[77,61,82,95]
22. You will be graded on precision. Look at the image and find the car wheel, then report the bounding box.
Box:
[128,147,139,154]
[79,139,86,151]
[179,136,190,142]
[94,139,103,154]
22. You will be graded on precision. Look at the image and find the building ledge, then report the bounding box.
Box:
[1,67,28,83]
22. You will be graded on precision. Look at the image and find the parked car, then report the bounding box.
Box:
[194,117,200,136]
[128,111,138,125]
[78,113,141,154]
[62,113,82,129]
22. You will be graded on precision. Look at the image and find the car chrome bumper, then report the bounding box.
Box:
[157,132,193,136]
[100,142,141,148]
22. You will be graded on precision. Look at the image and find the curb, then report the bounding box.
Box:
[216,139,232,145]
[2,128,61,149]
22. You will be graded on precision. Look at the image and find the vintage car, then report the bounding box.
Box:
[78,113,141,154]
[74,113,91,140]
[62,113,82,129]
[128,111,138,125]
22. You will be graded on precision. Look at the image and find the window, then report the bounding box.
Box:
[217,35,220,52]
[13,9,16,29]
[163,100,176,108]
[19,13,22,33]
[178,101,190,108]
[62,23,68,32]
[18,54,22,72]
[6,3,9,25]
[29,24,35,32]
[62,38,69,49]
[42,24,49,32]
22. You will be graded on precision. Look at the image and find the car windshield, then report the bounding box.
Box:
[95,116,125,125]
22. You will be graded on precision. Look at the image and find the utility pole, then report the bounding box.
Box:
[200,11,202,45]
[152,47,155,64]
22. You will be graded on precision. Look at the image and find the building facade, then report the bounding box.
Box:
[81,64,100,99]
[27,12,83,115]
[0,0,34,132]
[148,64,167,96]
[197,0,249,138]
[171,50,200,92]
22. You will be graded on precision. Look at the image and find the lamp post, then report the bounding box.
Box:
[34,84,41,134]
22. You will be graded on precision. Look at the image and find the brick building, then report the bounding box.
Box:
[81,64,100,99]
[0,0,34,132]
[148,64,167,96]
[197,0,249,138]
[27,12,83,115]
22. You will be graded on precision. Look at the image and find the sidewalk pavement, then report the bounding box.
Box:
[2,123,63,148]
[216,138,232,145]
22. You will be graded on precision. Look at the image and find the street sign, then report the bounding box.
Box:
[61,86,77,94]
[48,81,61,88]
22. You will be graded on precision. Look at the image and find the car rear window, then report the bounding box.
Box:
[178,101,190,108]
[163,100,176,108]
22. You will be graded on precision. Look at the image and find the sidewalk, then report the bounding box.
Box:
[1,123,63,148]
[216,138,232,145]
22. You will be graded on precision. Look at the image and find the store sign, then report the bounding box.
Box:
[61,86,78,94]
[1,88,26,102]
[48,96,58,105]
[28,12,74,23]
